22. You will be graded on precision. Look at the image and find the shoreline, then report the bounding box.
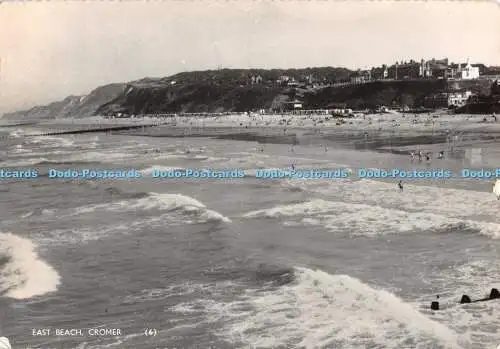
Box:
[9,113,500,155]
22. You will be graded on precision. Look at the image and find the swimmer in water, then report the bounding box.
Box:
[398,180,403,192]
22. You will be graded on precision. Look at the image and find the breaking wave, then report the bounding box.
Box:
[0,232,60,299]
[172,267,464,349]
[242,198,500,238]
[48,192,231,224]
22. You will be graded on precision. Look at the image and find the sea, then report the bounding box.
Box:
[1,122,500,349]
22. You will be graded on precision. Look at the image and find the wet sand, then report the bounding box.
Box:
[121,125,500,156]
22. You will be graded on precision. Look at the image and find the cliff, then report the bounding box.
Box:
[2,83,126,120]
[97,74,451,114]
[96,68,353,114]
[302,80,448,110]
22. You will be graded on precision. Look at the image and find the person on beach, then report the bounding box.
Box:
[410,151,415,163]
[425,153,430,162]
[398,181,403,192]
[438,151,444,159]
[418,151,423,163]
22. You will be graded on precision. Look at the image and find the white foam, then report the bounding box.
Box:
[51,192,231,224]
[248,177,500,237]
[0,157,50,167]
[130,193,231,223]
[415,258,500,347]
[0,337,11,349]
[244,197,500,237]
[172,267,462,348]
[0,232,60,299]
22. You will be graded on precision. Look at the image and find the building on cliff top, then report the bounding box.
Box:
[445,59,480,80]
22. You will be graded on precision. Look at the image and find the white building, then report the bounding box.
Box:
[459,60,479,80]
[448,90,472,107]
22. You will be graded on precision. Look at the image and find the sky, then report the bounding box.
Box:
[1,1,499,113]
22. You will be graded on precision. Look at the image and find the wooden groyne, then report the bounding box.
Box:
[25,124,161,137]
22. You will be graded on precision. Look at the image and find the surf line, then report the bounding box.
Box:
[430,288,500,310]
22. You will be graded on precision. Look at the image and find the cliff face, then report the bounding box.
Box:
[96,80,289,114]
[97,78,450,115]
[2,83,126,120]
[96,68,353,114]
[303,80,448,109]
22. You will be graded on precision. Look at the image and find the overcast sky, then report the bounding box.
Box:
[1,1,499,113]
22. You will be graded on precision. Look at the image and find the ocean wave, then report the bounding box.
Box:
[127,193,231,223]
[242,199,500,238]
[6,150,136,166]
[0,157,50,167]
[0,337,11,349]
[172,267,463,349]
[45,192,231,224]
[0,232,60,300]
[293,178,499,224]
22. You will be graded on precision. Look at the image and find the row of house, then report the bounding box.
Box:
[349,58,481,84]
[248,58,485,87]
